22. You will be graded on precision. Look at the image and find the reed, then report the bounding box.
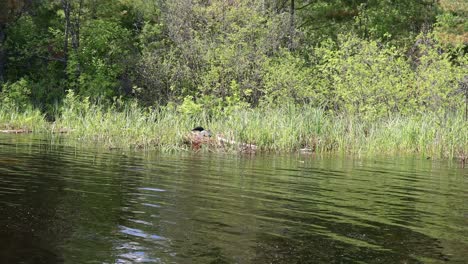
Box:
[0,106,48,132]
[1,101,466,159]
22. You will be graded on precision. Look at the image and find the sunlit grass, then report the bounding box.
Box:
[0,106,48,132]
[1,102,466,159]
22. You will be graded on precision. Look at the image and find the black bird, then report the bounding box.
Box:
[192,126,212,137]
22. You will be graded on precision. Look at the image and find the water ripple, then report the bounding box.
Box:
[0,136,466,263]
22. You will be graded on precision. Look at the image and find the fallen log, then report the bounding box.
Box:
[184,131,257,153]
[0,129,31,134]
[216,135,257,153]
[51,128,74,133]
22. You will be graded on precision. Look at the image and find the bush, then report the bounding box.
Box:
[311,33,466,120]
[0,78,32,110]
[261,50,315,105]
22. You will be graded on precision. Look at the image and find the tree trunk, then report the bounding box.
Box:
[61,0,70,80]
[0,25,6,85]
[64,0,83,88]
[288,0,295,50]
[71,0,83,52]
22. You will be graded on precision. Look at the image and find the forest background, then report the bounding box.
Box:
[0,0,466,157]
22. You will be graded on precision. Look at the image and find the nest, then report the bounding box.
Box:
[184,131,257,153]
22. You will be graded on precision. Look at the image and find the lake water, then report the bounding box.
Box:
[0,134,466,263]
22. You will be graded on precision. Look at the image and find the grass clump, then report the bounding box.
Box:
[0,106,48,132]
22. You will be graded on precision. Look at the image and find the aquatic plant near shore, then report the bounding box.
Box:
[0,97,466,159]
[0,106,48,132]
[53,95,467,158]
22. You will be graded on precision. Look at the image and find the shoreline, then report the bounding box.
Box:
[0,131,466,168]
[1,106,466,163]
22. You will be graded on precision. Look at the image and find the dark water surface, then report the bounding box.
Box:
[0,135,466,264]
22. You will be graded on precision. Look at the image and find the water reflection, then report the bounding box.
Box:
[0,134,466,263]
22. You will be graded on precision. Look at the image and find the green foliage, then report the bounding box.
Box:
[177,96,203,117]
[313,34,415,119]
[4,15,48,79]
[136,45,194,105]
[0,78,31,110]
[298,0,437,47]
[3,0,462,113]
[195,1,270,105]
[0,107,47,131]
[414,35,466,115]
[134,0,291,106]
[0,78,46,131]
[434,0,468,46]
[261,50,314,105]
[311,33,466,120]
[60,89,90,124]
[70,19,132,98]
[356,1,436,43]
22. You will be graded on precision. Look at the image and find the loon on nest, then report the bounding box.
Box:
[192,126,212,137]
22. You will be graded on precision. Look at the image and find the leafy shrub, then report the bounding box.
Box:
[261,50,314,105]
[311,33,466,120]
[0,78,32,110]
[177,96,203,117]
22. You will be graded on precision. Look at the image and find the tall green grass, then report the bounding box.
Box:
[0,106,48,132]
[1,101,466,158]
[206,106,467,158]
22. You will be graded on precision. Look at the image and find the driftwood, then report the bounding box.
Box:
[184,131,257,153]
[51,128,74,133]
[0,129,31,134]
[0,127,74,134]
[216,135,257,153]
[0,128,74,134]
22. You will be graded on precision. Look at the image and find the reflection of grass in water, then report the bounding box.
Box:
[0,103,466,159]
